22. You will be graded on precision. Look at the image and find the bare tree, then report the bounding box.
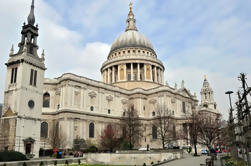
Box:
[100,124,119,152]
[49,120,66,149]
[121,104,143,150]
[198,113,222,153]
[179,110,201,156]
[153,104,175,149]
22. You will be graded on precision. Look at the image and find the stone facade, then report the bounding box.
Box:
[0,1,220,158]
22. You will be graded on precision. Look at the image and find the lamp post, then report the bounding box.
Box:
[225,91,234,123]
[225,90,237,158]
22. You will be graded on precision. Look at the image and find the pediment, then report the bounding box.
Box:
[179,88,193,98]
[3,107,16,117]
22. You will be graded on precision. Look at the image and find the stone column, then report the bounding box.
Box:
[112,66,115,83]
[108,68,111,84]
[71,86,74,107]
[124,64,127,81]
[137,63,140,81]
[158,68,161,83]
[60,87,63,108]
[144,64,146,81]
[80,88,84,108]
[159,69,162,84]
[104,69,107,83]
[118,65,120,82]
[131,63,133,81]
[150,65,153,81]
[154,66,157,83]
[162,70,164,84]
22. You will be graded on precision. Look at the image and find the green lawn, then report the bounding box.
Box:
[70,164,128,166]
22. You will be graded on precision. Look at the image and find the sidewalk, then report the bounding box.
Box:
[160,154,222,166]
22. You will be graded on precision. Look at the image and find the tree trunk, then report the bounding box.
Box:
[194,143,198,156]
[162,137,165,149]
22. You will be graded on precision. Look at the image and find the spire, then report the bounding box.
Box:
[9,44,14,56]
[27,0,35,25]
[125,2,138,32]
[181,80,185,89]
[41,49,45,62]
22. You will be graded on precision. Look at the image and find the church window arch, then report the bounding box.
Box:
[152,125,157,139]
[40,122,48,138]
[43,92,50,108]
[90,106,94,111]
[89,122,95,138]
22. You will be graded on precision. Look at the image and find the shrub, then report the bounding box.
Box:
[224,157,247,166]
[78,159,81,165]
[87,146,98,153]
[0,151,27,162]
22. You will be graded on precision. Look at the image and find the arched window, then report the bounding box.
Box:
[40,122,48,138]
[89,123,95,138]
[152,125,157,139]
[90,106,94,111]
[43,93,50,108]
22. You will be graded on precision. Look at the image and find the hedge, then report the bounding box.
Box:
[0,151,27,162]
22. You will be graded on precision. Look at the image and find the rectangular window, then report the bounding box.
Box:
[182,102,186,113]
[128,74,131,81]
[14,67,17,83]
[30,69,37,86]
[11,68,14,83]
[34,70,37,86]
[30,69,34,85]
[10,67,18,84]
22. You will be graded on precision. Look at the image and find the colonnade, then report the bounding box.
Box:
[102,63,164,84]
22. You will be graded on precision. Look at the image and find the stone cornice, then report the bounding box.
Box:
[101,56,164,72]
[44,73,198,102]
[42,109,191,121]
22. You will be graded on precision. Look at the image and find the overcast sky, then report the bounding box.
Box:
[0,0,251,120]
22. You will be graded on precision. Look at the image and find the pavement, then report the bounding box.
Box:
[160,154,222,166]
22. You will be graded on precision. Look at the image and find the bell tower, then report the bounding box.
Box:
[0,0,46,157]
[200,75,217,110]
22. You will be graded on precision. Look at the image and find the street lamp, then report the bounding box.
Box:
[225,91,234,110]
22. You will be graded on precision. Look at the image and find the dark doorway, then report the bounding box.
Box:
[25,144,31,154]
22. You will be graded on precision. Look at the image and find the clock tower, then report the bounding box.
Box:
[0,0,45,157]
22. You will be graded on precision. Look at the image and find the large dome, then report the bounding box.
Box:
[110,30,154,53]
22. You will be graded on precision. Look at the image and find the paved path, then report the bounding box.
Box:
[161,155,222,166]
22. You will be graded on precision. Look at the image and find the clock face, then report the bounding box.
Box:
[28,100,35,109]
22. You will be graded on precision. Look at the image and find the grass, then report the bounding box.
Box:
[70,164,128,166]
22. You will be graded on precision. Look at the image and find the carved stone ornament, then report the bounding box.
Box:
[149,99,157,104]
[88,91,97,98]
[106,95,113,102]
[121,99,128,105]
[171,98,176,103]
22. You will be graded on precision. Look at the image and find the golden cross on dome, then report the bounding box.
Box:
[129,2,133,12]
[204,74,207,80]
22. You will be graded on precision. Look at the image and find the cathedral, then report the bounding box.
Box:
[0,1,219,157]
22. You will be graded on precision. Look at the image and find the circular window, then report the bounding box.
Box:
[28,100,35,109]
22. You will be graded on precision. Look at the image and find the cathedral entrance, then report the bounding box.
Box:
[23,137,35,155]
